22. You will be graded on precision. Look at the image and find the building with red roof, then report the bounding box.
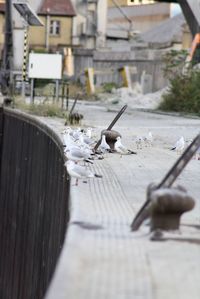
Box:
[28,0,76,51]
[0,0,76,58]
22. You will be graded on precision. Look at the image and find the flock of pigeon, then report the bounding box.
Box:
[61,127,200,186]
[62,126,140,185]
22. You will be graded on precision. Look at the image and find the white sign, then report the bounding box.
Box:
[28,53,62,79]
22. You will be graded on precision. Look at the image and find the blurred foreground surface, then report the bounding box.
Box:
[39,101,200,299]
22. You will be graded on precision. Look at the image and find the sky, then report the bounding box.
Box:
[170,3,182,17]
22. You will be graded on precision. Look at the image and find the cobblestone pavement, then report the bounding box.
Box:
[44,101,200,299]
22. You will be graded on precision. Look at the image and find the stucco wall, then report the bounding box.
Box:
[29,16,73,49]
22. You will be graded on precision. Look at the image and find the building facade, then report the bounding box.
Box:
[0,0,76,70]
[108,0,155,8]
[29,0,76,52]
[107,2,171,36]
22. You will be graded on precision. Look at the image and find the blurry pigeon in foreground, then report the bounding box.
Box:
[99,134,111,154]
[85,127,93,139]
[194,146,200,160]
[171,136,185,154]
[65,160,102,186]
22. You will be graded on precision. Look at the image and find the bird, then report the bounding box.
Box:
[65,160,102,186]
[171,136,185,154]
[99,134,111,154]
[78,133,95,147]
[114,136,137,156]
[135,136,143,149]
[66,127,82,141]
[143,131,153,147]
[65,146,94,164]
[85,127,93,139]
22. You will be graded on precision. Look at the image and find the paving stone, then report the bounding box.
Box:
[44,102,200,299]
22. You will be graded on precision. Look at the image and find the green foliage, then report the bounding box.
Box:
[162,49,189,80]
[14,98,67,118]
[30,48,49,54]
[34,82,55,98]
[159,50,200,115]
[159,70,200,115]
[29,103,66,117]
[102,82,118,93]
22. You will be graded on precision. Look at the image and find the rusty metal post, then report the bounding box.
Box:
[131,132,200,231]
[93,104,127,152]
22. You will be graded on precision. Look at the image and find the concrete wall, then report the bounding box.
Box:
[73,48,169,92]
[107,3,171,34]
[29,0,43,11]
[12,5,24,70]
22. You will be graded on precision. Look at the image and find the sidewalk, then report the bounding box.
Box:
[43,101,200,299]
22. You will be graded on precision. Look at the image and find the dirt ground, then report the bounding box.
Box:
[42,101,200,299]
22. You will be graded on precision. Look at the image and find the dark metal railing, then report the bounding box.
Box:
[0,107,70,299]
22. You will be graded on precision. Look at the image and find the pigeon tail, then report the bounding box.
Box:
[128,149,137,154]
[84,159,94,164]
[94,174,103,178]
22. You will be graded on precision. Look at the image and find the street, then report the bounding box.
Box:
[45,101,200,299]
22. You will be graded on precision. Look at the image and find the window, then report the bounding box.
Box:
[50,20,60,36]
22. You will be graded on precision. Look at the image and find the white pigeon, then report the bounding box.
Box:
[143,131,153,147]
[65,160,102,185]
[78,133,95,147]
[71,127,82,140]
[135,136,143,149]
[62,129,77,150]
[65,147,93,164]
[85,127,93,139]
[171,136,185,154]
[114,136,137,156]
[99,134,111,153]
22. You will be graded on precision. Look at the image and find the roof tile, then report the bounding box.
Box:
[0,3,5,12]
[38,0,76,16]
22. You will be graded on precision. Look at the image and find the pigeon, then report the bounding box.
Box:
[85,127,93,139]
[143,131,153,147]
[70,127,82,141]
[65,147,93,164]
[78,133,95,147]
[171,136,185,154]
[135,136,143,149]
[62,129,78,150]
[99,134,111,153]
[114,136,137,156]
[65,160,102,185]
